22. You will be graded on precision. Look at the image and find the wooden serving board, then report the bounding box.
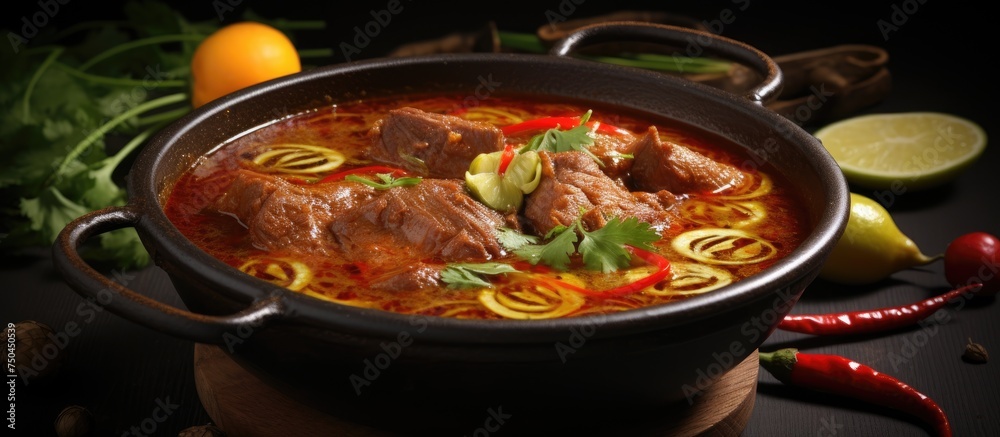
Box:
[193,345,758,436]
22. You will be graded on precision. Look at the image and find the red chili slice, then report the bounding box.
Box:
[315,166,409,184]
[501,116,629,137]
[536,246,671,298]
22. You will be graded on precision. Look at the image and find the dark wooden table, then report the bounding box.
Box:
[3,2,998,436]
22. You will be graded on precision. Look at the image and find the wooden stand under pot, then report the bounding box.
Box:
[193,344,758,436]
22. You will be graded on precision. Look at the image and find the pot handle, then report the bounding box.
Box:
[550,22,783,105]
[52,206,286,344]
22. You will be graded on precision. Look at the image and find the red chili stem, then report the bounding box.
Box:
[536,246,671,297]
[500,116,627,136]
[497,143,516,176]
[759,348,951,437]
[778,283,983,335]
[316,166,409,184]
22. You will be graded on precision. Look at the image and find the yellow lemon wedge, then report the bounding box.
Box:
[819,193,938,285]
[814,112,986,191]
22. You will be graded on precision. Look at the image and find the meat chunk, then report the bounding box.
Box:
[524,151,674,236]
[213,171,506,265]
[212,169,373,256]
[368,107,505,178]
[369,264,442,293]
[589,131,638,184]
[630,126,746,194]
[329,179,507,262]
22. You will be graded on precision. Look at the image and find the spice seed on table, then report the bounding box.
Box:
[962,338,988,364]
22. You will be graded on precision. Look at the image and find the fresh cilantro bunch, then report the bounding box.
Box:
[0,1,325,268]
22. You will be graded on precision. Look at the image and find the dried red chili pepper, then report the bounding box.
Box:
[778,284,982,335]
[759,348,951,437]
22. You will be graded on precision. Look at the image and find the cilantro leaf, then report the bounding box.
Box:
[95,228,150,270]
[20,186,89,244]
[346,173,422,190]
[515,224,578,271]
[0,3,326,270]
[513,215,660,272]
[496,227,539,252]
[440,262,518,289]
[520,110,602,165]
[578,217,660,273]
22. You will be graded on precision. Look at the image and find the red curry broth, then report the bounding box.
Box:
[163,95,810,320]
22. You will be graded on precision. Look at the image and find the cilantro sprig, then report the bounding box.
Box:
[516,215,660,273]
[345,173,422,190]
[439,216,659,289]
[440,262,518,289]
[520,110,602,165]
[0,2,329,268]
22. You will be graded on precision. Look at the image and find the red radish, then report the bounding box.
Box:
[944,232,1000,295]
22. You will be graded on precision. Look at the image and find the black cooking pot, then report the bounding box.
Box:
[53,23,848,435]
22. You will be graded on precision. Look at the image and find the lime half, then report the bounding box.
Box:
[814,112,987,191]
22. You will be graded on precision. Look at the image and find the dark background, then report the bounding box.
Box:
[3,1,998,436]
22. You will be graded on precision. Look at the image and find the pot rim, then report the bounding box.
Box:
[123,52,848,343]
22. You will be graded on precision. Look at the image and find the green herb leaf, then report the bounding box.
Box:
[578,217,660,273]
[515,224,578,271]
[514,215,660,272]
[345,173,422,190]
[95,228,150,270]
[496,227,539,252]
[440,262,519,289]
[520,111,601,165]
[0,1,328,269]
[19,187,89,244]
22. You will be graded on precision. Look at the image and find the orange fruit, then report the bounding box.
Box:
[191,22,301,108]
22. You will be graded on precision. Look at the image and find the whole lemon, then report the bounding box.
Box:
[819,193,936,285]
[191,22,301,108]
